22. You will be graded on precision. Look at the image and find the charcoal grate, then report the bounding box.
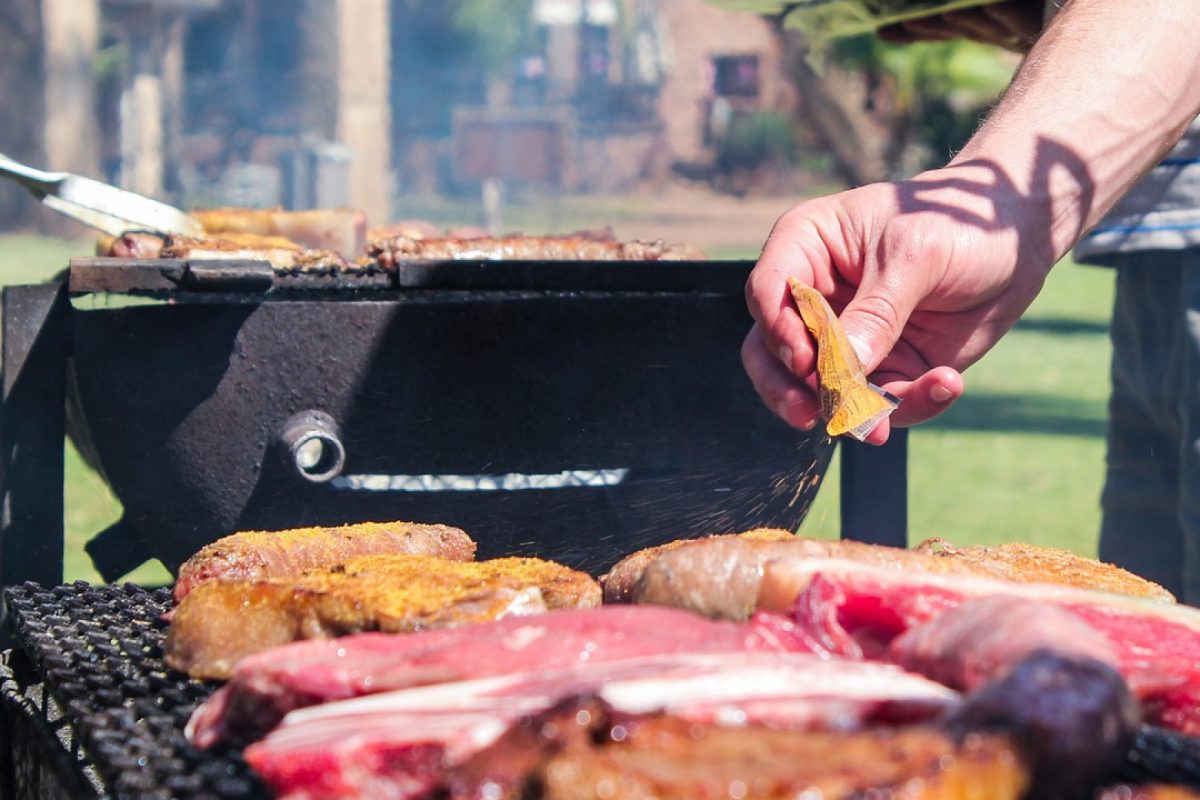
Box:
[3,582,267,800]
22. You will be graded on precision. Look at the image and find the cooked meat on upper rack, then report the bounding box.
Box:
[366,233,707,267]
[165,553,600,680]
[157,232,351,273]
[190,207,366,255]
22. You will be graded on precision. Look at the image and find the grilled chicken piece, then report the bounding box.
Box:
[173,520,476,603]
[166,554,601,680]
[915,538,1175,602]
[192,207,366,255]
[451,698,1027,800]
[159,232,349,274]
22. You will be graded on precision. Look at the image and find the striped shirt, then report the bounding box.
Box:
[1074,118,1200,262]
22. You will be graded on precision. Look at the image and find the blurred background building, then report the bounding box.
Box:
[0,0,801,229]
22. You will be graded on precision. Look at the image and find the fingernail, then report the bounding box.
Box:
[778,344,793,369]
[799,417,819,431]
[930,384,953,403]
[847,335,872,367]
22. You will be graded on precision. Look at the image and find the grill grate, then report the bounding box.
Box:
[7,581,1200,798]
[3,582,267,800]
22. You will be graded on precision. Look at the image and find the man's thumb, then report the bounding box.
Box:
[837,283,916,374]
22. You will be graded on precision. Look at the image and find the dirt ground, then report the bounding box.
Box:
[605,185,800,254]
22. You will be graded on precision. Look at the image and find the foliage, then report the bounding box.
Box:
[812,34,1020,177]
[716,110,798,173]
[449,0,539,71]
[833,34,1015,106]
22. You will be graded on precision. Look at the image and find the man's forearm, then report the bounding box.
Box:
[952,0,1200,266]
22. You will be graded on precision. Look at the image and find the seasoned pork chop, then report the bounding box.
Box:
[173,520,476,602]
[166,554,599,680]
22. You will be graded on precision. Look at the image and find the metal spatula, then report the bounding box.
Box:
[0,151,204,237]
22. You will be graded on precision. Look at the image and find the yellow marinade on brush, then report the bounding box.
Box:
[787,278,898,440]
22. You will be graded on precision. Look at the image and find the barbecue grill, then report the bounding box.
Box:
[0,254,911,798]
[1,255,908,587]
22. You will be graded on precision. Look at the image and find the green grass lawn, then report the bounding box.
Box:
[0,234,169,584]
[0,229,1115,583]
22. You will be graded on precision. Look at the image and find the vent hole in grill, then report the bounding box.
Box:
[292,433,344,482]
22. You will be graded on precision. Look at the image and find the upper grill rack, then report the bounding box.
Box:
[66,257,748,297]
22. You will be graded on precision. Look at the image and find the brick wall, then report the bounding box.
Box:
[655,0,794,165]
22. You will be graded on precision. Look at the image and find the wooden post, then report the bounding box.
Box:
[334,0,391,226]
[41,0,101,179]
[840,429,908,547]
[116,11,166,197]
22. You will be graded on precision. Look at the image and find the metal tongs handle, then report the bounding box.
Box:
[0,150,204,237]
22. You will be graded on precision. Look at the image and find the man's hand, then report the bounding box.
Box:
[877,1,1043,52]
[744,162,1057,443]
[746,0,1200,444]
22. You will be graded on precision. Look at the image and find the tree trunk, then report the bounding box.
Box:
[777,27,889,188]
[0,0,46,231]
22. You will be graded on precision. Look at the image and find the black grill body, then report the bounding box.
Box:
[4,258,843,581]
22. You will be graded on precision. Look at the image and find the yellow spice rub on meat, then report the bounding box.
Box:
[173,520,477,602]
[915,538,1175,603]
[166,554,600,680]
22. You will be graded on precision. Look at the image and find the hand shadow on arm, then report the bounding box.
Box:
[893,137,1095,275]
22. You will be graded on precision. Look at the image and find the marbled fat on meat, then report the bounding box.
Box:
[761,557,1200,733]
[889,595,1120,691]
[243,652,959,800]
[189,605,821,748]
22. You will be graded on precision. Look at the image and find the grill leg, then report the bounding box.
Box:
[1,282,69,597]
[839,428,908,547]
